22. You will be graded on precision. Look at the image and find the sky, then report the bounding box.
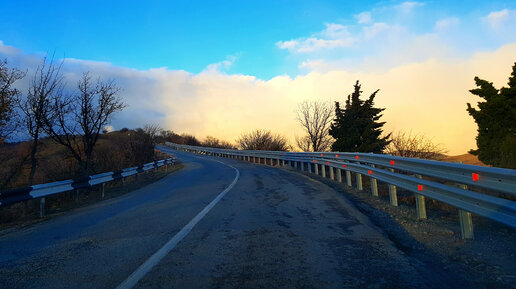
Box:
[1,0,515,154]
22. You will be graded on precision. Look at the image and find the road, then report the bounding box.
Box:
[0,147,463,288]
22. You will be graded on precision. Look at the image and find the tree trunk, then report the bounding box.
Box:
[28,136,39,186]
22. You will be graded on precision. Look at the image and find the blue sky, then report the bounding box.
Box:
[1,0,514,79]
[1,0,515,153]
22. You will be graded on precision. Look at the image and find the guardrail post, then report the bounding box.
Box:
[39,198,45,218]
[101,183,106,199]
[388,169,398,206]
[75,189,80,204]
[356,173,362,190]
[329,166,334,180]
[300,161,304,172]
[458,184,474,239]
[314,163,319,175]
[294,161,298,170]
[308,163,312,173]
[459,210,474,240]
[415,174,427,219]
[321,165,326,178]
[370,165,378,197]
[346,170,352,187]
[337,169,342,182]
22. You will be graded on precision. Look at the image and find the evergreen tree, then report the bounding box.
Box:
[329,80,390,153]
[467,62,516,169]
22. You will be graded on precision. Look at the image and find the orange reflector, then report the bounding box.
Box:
[313,160,317,162]
[368,170,372,174]
[472,173,479,181]
[418,185,423,191]
[390,160,394,165]
[342,164,346,168]
[336,154,339,157]
[355,155,359,159]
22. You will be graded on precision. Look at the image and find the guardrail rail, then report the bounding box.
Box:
[164,142,516,240]
[0,157,176,217]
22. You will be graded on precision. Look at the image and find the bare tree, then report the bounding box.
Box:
[44,72,125,175]
[143,123,163,145]
[202,136,235,149]
[295,100,334,152]
[295,135,312,152]
[237,129,289,151]
[385,131,448,160]
[18,56,64,185]
[0,59,25,143]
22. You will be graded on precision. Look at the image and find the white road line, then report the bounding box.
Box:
[115,159,240,289]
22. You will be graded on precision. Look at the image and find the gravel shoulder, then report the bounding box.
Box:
[311,170,516,288]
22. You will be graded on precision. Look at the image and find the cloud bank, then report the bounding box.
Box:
[1,4,515,155]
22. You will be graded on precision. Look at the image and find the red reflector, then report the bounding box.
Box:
[342,164,346,168]
[418,185,423,191]
[390,160,394,165]
[313,160,317,163]
[336,154,339,157]
[472,173,479,181]
[368,170,372,174]
[326,161,329,165]
[321,153,323,156]
[355,155,359,159]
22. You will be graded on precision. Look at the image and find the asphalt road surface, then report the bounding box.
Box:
[0,147,463,288]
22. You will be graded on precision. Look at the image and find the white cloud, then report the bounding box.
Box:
[276,23,354,53]
[396,1,425,13]
[363,22,392,39]
[2,41,514,154]
[355,12,372,24]
[435,17,459,30]
[204,54,238,72]
[486,9,509,27]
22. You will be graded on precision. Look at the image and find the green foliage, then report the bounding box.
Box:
[329,81,391,153]
[467,62,516,169]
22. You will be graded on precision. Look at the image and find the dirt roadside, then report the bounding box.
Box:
[312,172,516,289]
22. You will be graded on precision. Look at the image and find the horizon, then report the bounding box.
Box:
[1,0,515,154]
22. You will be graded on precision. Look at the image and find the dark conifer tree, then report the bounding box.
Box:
[329,81,390,153]
[467,62,516,168]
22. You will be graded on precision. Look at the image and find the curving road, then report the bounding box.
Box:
[0,147,462,288]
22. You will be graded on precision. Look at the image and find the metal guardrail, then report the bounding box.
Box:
[164,142,516,240]
[0,157,176,216]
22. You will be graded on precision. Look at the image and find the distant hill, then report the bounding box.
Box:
[444,153,486,166]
